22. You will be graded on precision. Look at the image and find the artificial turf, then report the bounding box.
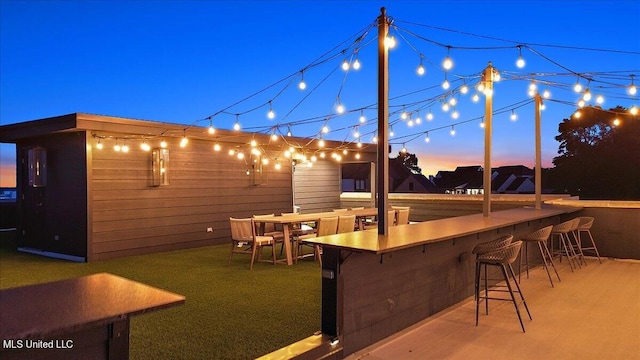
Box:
[0,231,322,359]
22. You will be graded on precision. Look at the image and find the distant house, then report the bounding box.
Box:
[388,159,438,193]
[432,165,537,195]
[434,166,489,194]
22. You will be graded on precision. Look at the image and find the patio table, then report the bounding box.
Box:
[255,208,378,265]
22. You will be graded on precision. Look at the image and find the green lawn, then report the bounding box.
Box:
[0,231,322,359]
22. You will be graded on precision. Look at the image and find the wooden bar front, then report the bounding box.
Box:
[304,206,581,356]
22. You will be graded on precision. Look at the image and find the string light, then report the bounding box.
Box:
[359,110,366,123]
[510,110,518,121]
[424,132,430,143]
[233,115,241,131]
[228,149,235,156]
[451,108,459,119]
[121,141,130,153]
[322,124,329,133]
[389,126,394,137]
[629,75,637,95]
[160,139,167,148]
[573,111,582,119]
[480,119,485,128]
[543,89,551,99]
[417,54,426,75]
[426,109,434,120]
[442,73,450,90]
[448,97,457,106]
[298,71,306,90]
[612,118,621,126]
[250,139,257,147]
[353,53,361,70]
[578,99,586,108]
[441,101,450,112]
[213,143,221,151]
[286,126,292,137]
[271,130,278,141]
[573,78,583,93]
[450,125,456,136]
[401,143,407,153]
[318,138,325,147]
[516,46,525,68]
[114,139,121,152]
[596,95,604,104]
[96,138,103,150]
[472,93,480,102]
[442,46,453,70]
[267,101,275,119]
[141,141,151,151]
[336,97,345,114]
[401,107,408,120]
[384,31,396,49]
[341,58,350,71]
[460,83,469,94]
[528,82,537,97]
[583,88,592,101]
[180,131,188,147]
[629,106,638,115]
[208,118,215,134]
[275,162,281,170]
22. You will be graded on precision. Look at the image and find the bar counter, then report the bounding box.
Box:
[303,205,581,358]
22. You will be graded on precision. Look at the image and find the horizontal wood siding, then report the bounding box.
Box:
[293,160,341,213]
[91,136,293,259]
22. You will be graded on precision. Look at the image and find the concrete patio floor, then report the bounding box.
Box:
[345,257,640,360]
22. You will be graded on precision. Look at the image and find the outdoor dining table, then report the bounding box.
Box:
[254,208,379,265]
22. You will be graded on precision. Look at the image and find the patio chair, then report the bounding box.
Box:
[396,208,410,225]
[229,217,279,270]
[298,216,339,266]
[363,210,396,229]
[253,213,285,255]
[337,214,356,234]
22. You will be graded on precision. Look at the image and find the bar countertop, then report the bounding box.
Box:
[0,272,186,339]
[304,205,581,254]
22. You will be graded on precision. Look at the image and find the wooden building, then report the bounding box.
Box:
[0,113,375,261]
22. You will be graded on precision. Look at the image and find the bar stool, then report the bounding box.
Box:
[472,235,513,302]
[519,225,561,287]
[476,240,531,332]
[550,218,583,272]
[576,217,602,264]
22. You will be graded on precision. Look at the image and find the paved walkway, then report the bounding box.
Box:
[346,257,640,360]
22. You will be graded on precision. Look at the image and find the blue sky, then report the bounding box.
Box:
[1,0,639,186]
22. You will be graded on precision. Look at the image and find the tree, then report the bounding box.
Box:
[392,151,422,174]
[551,106,640,200]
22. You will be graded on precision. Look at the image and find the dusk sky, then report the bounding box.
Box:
[1,0,639,187]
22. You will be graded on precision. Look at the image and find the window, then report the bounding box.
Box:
[355,179,366,191]
[409,182,414,191]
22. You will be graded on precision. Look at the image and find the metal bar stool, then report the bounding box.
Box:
[577,217,602,264]
[519,225,561,287]
[476,240,532,332]
[472,235,514,303]
[550,218,583,272]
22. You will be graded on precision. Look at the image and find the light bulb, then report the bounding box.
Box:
[630,85,637,95]
[336,103,345,114]
[415,117,422,124]
[271,133,278,141]
[477,82,485,93]
[472,93,480,102]
[318,139,325,147]
[322,125,329,133]
[629,106,638,115]
[578,99,586,108]
[543,90,551,99]
[516,55,525,68]
[180,137,188,147]
[267,109,275,119]
[417,64,425,75]
[250,139,257,147]
[237,152,245,160]
[389,128,394,137]
[114,143,121,152]
[359,114,366,123]
[284,150,291,158]
[442,79,450,90]
[372,136,377,143]
[353,58,361,70]
[160,139,167,148]
[442,103,450,112]
[320,152,326,158]
[510,111,518,121]
[574,81,583,93]
[355,153,361,159]
[450,127,456,136]
[573,111,581,119]
[426,112,434,120]
[228,149,235,156]
[96,140,103,150]
[407,119,414,127]
[298,80,306,90]
[596,95,604,104]
[311,155,318,161]
[141,142,151,151]
[275,163,281,170]
[214,143,221,151]
[613,118,620,126]
[353,129,360,138]
[122,144,129,153]
[401,145,407,153]
[583,89,592,101]
[424,135,430,143]
[480,121,485,128]
[208,125,215,134]
[384,35,396,49]
[262,158,269,165]
[401,110,408,120]
[233,122,241,131]
[443,56,453,70]
[342,59,350,71]
[451,110,459,119]
[460,84,469,94]
[449,97,457,106]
